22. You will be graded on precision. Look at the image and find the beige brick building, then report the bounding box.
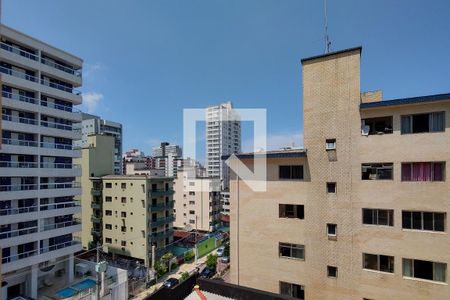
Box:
[229,47,450,299]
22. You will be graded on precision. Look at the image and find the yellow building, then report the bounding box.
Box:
[74,134,115,249]
[229,47,450,299]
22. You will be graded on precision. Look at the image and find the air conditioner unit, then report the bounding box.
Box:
[325,141,336,150]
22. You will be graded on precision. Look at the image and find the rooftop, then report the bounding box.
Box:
[101,174,173,180]
[301,46,362,64]
[360,92,450,109]
[222,148,307,160]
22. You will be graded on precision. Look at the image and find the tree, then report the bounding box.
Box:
[185,250,195,262]
[154,261,167,277]
[180,271,189,281]
[206,254,218,269]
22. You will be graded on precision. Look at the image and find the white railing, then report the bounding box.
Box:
[0,184,38,192]
[0,161,38,168]
[0,226,38,239]
[2,91,38,104]
[0,42,38,61]
[40,240,80,254]
[40,162,80,169]
[0,66,38,82]
[2,248,39,264]
[40,78,81,95]
[40,120,73,131]
[40,220,80,232]
[0,205,38,216]
[41,58,82,77]
[2,114,38,125]
[40,182,81,190]
[40,142,74,150]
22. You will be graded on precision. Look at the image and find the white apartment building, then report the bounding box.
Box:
[152,142,182,177]
[0,24,83,299]
[75,113,123,175]
[206,102,241,189]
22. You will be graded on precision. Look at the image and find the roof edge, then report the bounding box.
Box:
[301,46,362,64]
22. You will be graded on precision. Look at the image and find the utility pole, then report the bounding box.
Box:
[96,242,100,300]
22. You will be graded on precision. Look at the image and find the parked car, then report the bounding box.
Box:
[163,278,179,288]
[220,256,230,263]
[216,246,225,257]
[199,267,215,278]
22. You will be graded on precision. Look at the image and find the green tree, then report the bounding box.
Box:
[184,250,195,262]
[154,261,167,277]
[206,254,218,269]
[180,271,189,281]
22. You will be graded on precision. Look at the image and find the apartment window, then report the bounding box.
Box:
[189,219,195,224]
[189,191,195,196]
[121,212,127,218]
[121,197,127,203]
[105,183,112,188]
[121,226,126,232]
[105,210,112,216]
[279,204,304,219]
[325,139,336,150]
[401,112,445,134]
[402,211,445,232]
[362,209,394,226]
[189,201,195,205]
[363,253,394,273]
[279,281,304,299]
[189,210,195,215]
[105,196,112,202]
[121,183,126,189]
[279,165,304,180]
[403,258,446,283]
[361,116,393,135]
[327,266,338,278]
[105,224,112,230]
[105,238,112,243]
[362,163,393,180]
[279,243,305,260]
[121,241,126,247]
[327,182,336,193]
[401,162,445,182]
[327,224,337,236]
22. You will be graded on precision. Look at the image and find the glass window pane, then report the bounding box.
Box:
[292,247,304,259]
[363,254,378,270]
[378,210,388,225]
[403,258,413,277]
[279,166,291,179]
[280,281,291,296]
[423,212,434,231]
[434,263,446,282]
[412,212,422,230]
[414,259,433,280]
[434,213,445,232]
[402,211,412,229]
[291,166,304,180]
[363,209,374,224]
[380,255,394,273]
[279,245,291,257]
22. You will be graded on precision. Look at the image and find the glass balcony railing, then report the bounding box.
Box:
[0,42,39,61]
[40,120,73,131]
[0,184,38,192]
[2,138,38,147]
[2,91,38,104]
[40,240,80,254]
[149,229,174,240]
[149,201,175,211]
[40,79,81,95]
[2,114,38,125]
[40,142,74,150]
[41,58,82,77]
[150,215,175,227]
[0,226,38,239]
[40,182,81,190]
[40,201,79,211]
[2,248,39,264]
[0,161,38,168]
[40,220,80,232]
[148,189,175,197]
[0,205,38,216]
[40,162,80,169]
[0,66,38,82]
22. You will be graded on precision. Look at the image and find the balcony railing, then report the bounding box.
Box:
[0,66,38,82]
[40,142,74,150]
[40,162,80,169]
[40,240,80,254]
[40,201,78,211]
[0,161,38,168]
[40,120,73,131]
[0,226,38,239]
[41,99,79,112]
[2,138,38,147]
[91,215,101,223]
[91,228,102,237]
[2,247,39,264]
[2,90,38,105]
[150,215,175,227]
[148,189,175,197]
[91,202,101,209]
[0,205,38,216]
[2,114,38,125]
[40,78,81,95]
[41,58,82,77]
[2,91,81,114]
[0,42,39,61]
[149,229,174,240]
[40,182,81,189]
[91,188,102,196]
[40,220,80,232]
[0,184,38,192]
[149,201,175,211]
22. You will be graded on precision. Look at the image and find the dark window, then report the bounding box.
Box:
[105,238,112,243]
[189,210,195,215]
[279,204,304,219]
[279,243,304,260]
[363,253,394,273]
[327,182,336,193]
[121,226,126,232]
[402,211,445,232]
[362,116,393,135]
[121,183,126,189]
[105,183,112,188]
[327,224,337,236]
[105,196,112,202]
[105,224,112,230]
[362,209,394,226]
[401,112,445,134]
[401,162,445,182]
[403,258,446,282]
[327,266,338,278]
[121,212,126,218]
[279,281,304,299]
[189,191,195,196]
[279,165,304,180]
[121,197,126,203]
[362,163,393,180]
[121,240,126,246]
[105,210,112,216]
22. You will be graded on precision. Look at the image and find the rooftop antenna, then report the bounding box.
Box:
[324,0,331,53]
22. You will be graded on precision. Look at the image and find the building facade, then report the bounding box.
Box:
[122,148,156,175]
[98,175,175,265]
[206,102,241,189]
[75,113,123,175]
[74,134,115,249]
[229,47,450,299]
[173,169,221,232]
[152,142,182,177]
[0,24,83,299]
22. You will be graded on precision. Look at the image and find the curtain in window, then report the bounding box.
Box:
[434,263,446,282]
[401,116,411,134]
[402,163,412,181]
[433,162,444,181]
[403,259,413,277]
[412,162,432,181]
[431,112,445,132]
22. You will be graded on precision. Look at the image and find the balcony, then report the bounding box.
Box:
[91,215,101,223]
[40,182,81,190]
[40,162,80,169]
[2,90,38,105]
[0,161,38,168]
[0,184,38,192]
[40,220,80,232]
[0,66,38,83]
[148,189,175,197]
[91,188,102,196]
[40,201,79,211]
[149,229,174,240]
[0,226,38,239]
[41,120,73,131]
[40,78,81,95]
[2,137,38,148]
[1,248,39,265]
[2,114,38,126]
[149,201,175,212]
[0,205,38,216]
[0,42,38,61]
[40,141,75,150]
[150,215,175,227]
[91,228,102,237]
[40,239,81,254]
[41,57,82,77]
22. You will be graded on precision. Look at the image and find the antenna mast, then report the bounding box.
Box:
[324,0,331,53]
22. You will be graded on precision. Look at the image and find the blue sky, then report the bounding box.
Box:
[4,0,450,160]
